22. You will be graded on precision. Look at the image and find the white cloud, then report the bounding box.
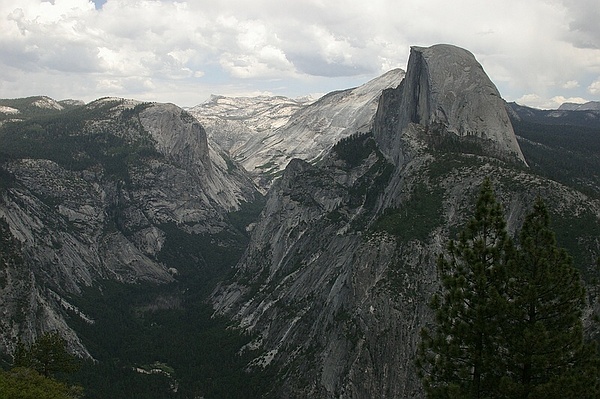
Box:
[551,95,588,106]
[562,80,579,89]
[589,79,600,94]
[0,0,600,106]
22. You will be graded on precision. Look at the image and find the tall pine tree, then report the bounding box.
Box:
[500,198,599,398]
[14,332,79,378]
[417,178,513,398]
[418,183,600,398]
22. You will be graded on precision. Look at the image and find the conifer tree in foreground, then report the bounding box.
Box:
[14,332,79,378]
[417,178,512,398]
[417,181,600,398]
[500,198,599,399]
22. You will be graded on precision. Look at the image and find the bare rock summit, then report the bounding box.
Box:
[375,44,526,165]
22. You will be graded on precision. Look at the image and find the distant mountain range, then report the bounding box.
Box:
[1,45,599,398]
[558,100,600,111]
[188,69,405,189]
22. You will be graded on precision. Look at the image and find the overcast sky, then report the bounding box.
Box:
[1,0,599,109]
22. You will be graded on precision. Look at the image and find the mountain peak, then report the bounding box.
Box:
[375,44,526,165]
[558,101,600,111]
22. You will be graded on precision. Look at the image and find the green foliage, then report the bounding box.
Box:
[513,118,600,197]
[417,181,600,398]
[550,209,600,279]
[0,97,71,123]
[372,183,443,241]
[0,100,160,181]
[424,129,524,166]
[0,164,16,192]
[417,178,512,398]
[500,199,600,398]
[157,223,248,295]
[332,132,377,167]
[426,152,487,181]
[226,195,267,237]
[0,367,83,399]
[65,281,272,399]
[13,332,80,378]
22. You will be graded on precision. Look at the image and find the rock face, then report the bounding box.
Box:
[188,95,310,156]
[559,101,600,111]
[0,98,259,356]
[189,69,405,189]
[375,44,525,165]
[211,45,600,398]
[2,44,600,398]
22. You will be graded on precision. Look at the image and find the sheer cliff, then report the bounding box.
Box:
[211,45,600,398]
[190,69,405,189]
[374,44,525,166]
[0,98,259,356]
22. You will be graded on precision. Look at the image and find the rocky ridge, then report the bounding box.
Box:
[559,101,600,111]
[190,69,405,190]
[211,44,600,398]
[189,95,312,156]
[0,98,259,356]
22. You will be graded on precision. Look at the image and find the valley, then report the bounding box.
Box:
[1,44,599,398]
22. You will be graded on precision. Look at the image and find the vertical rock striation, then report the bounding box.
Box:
[0,98,260,357]
[209,45,600,399]
[374,44,525,165]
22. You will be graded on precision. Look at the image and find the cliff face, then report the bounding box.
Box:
[0,98,259,356]
[211,45,600,398]
[375,44,525,165]
[1,45,599,397]
[190,69,405,190]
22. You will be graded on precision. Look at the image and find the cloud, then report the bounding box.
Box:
[562,80,579,89]
[516,93,589,109]
[0,0,599,107]
[560,0,600,49]
[589,79,600,94]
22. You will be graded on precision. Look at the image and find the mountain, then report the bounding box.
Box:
[375,45,525,165]
[211,44,600,398]
[188,95,311,156]
[2,45,600,398]
[559,101,600,111]
[189,69,405,189]
[0,98,260,358]
[507,101,600,196]
[507,101,600,127]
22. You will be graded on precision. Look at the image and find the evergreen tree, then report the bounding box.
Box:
[14,332,79,378]
[417,178,513,398]
[500,198,600,398]
[417,183,600,398]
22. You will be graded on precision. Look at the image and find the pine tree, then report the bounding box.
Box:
[14,332,79,378]
[417,178,513,398]
[500,198,600,398]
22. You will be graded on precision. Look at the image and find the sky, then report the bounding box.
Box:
[1,0,599,109]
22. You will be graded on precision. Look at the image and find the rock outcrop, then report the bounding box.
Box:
[190,69,405,189]
[374,44,525,165]
[0,98,260,356]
